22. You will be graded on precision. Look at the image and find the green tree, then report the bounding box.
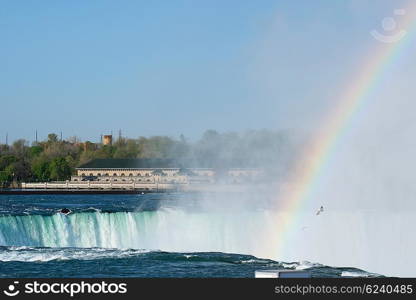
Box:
[0,155,18,170]
[12,139,28,158]
[47,133,58,143]
[6,161,31,181]
[0,170,12,186]
[137,136,176,158]
[31,159,51,181]
[29,146,43,158]
[49,157,71,181]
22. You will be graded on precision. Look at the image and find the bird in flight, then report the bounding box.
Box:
[316,206,324,216]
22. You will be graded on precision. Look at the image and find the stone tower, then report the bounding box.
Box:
[103,135,113,145]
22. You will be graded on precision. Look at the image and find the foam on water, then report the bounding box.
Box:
[0,247,149,262]
[341,271,378,277]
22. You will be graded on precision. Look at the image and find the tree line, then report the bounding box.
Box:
[0,129,299,187]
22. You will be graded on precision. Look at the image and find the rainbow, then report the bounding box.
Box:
[273,4,416,258]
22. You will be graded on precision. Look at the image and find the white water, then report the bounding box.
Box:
[0,209,272,255]
[341,271,372,278]
[0,247,149,262]
[262,210,416,277]
[0,202,413,276]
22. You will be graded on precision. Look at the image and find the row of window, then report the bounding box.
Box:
[74,178,154,182]
[81,173,151,177]
[80,172,250,178]
[79,172,248,178]
[73,179,184,183]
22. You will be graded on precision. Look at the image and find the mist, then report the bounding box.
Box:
[163,15,416,276]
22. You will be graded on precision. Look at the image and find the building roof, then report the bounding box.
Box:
[77,158,180,169]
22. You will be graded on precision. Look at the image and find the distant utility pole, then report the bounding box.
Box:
[35,130,38,144]
[60,131,63,141]
[5,133,8,146]
[118,129,122,141]
[100,134,103,144]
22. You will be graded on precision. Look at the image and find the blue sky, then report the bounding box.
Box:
[0,0,413,142]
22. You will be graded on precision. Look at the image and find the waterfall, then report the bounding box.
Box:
[1,206,414,276]
[0,209,272,255]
